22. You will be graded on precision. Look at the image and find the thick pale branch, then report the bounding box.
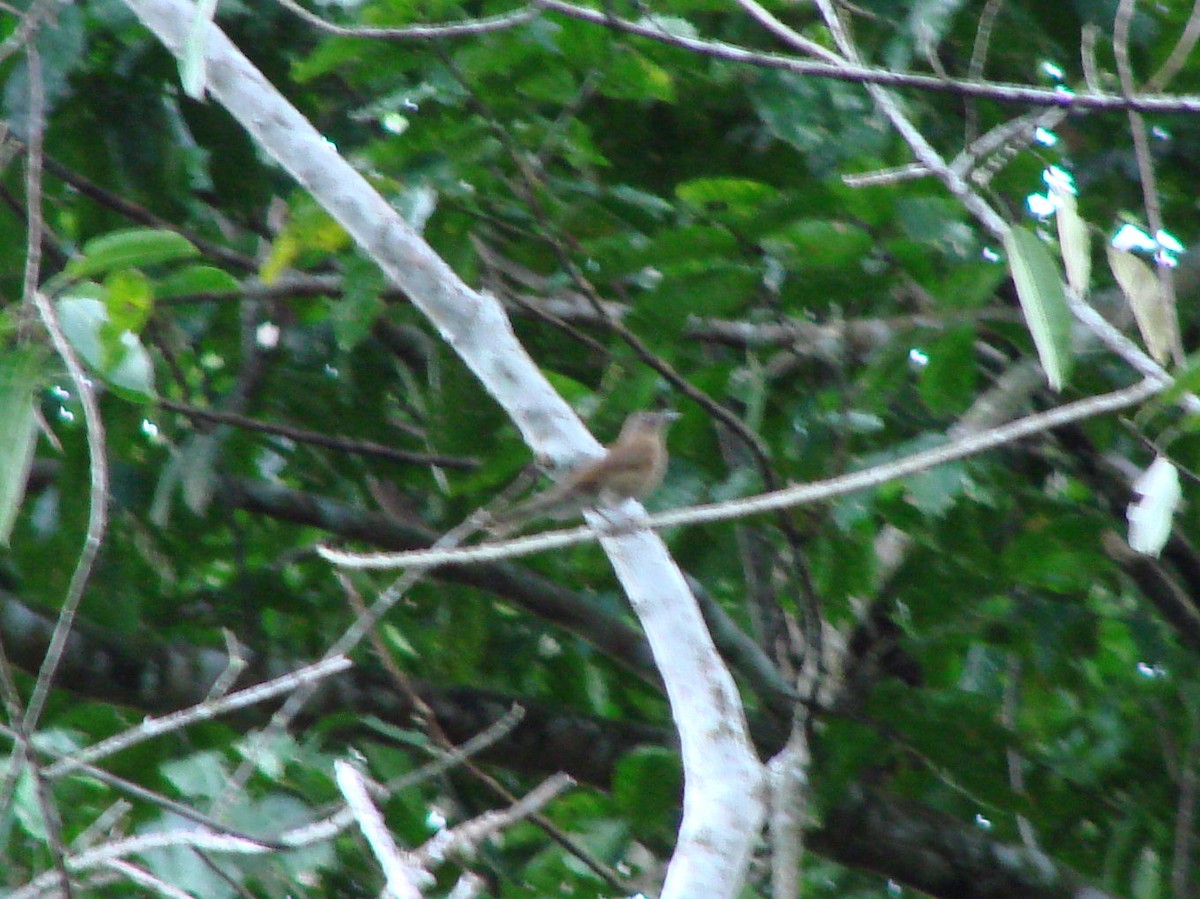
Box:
[84,5,766,891]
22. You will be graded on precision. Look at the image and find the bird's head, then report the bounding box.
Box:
[618,410,681,439]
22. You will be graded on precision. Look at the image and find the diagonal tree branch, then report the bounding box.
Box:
[103,5,767,893]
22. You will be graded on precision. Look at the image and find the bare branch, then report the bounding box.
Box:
[336,760,429,899]
[101,860,199,899]
[1147,0,1200,91]
[158,398,480,469]
[534,0,1200,114]
[274,0,538,40]
[43,656,351,779]
[416,774,574,866]
[3,51,107,899]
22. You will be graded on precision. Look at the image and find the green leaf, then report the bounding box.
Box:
[1131,846,1162,899]
[607,225,738,275]
[896,197,973,257]
[161,751,229,800]
[918,326,977,415]
[601,50,675,102]
[12,768,46,840]
[331,258,386,350]
[156,264,242,299]
[612,747,681,839]
[675,178,776,221]
[1002,520,1108,593]
[607,184,676,220]
[1156,349,1200,412]
[748,71,884,174]
[905,458,968,517]
[0,347,42,545]
[179,0,218,99]
[637,264,757,327]
[66,229,198,279]
[57,296,157,401]
[930,260,1007,309]
[103,268,155,334]
[1108,246,1174,365]
[259,203,349,285]
[1003,225,1072,390]
[1054,189,1091,296]
[763,219,872,271]
[141,813,241,899]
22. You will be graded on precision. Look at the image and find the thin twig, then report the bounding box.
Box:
[22,222,110,755]
[533,0,1200,114]
[43,656,351,779]
[100,860,196,899]
[964,0,1006,149]
[215,510,489,812]
[968,0,1005,83]
[10,831,273,899]
[337,575,630,892]
[951,109,1068,181]
[1147,0,1200,91]
[5,51,105,899]
[416,773,573,865]
[0,0,54,68]
[0,622,73,896]
[1081,23,1103,94]
[40,155,257,272]
[274,0,537,40]
[158,398,479,469]
[732,0,842,63]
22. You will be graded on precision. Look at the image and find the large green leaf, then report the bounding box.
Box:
[65,229,199,279]
[612,747,682,839]
[918,325,978,415]
[1108,245,1174,365]
[1004,225,1073,390]
[748,71,887,174]
[57,296,156,401]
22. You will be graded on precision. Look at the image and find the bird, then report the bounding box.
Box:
[488,410,680,535]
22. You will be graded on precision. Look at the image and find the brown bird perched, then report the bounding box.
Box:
[489,410,680,535]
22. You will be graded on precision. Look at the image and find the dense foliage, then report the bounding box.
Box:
[2,0,1200,896]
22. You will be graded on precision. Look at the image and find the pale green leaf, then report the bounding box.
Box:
[1004,226,1072,390]
[1131,846,1162,899]
[104,268,155,334]
[180,0,219,99]
[1107,246,1175,365]
[156,264,241,299]
[57,297,157,401]
[1054,189,1091,296]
